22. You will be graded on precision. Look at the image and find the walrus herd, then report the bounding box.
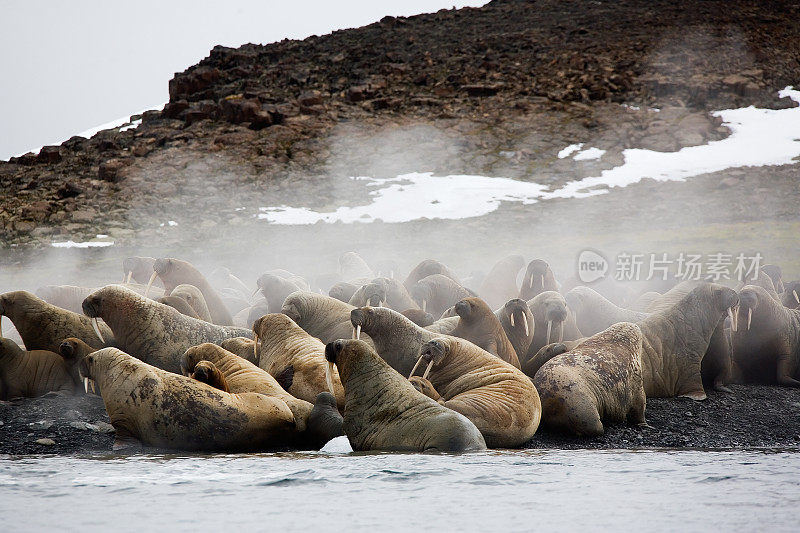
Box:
[1,253,798,452]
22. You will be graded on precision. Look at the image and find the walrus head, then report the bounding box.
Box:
[324,339,374,392]
[520,259,555,299]
[409,282,433,313]
[0,337,24,360]
[401,309,435,327]
[454,297,492,324]
[122,256,157,285]
[190,360,230,392]
[782,281,800,309]
[760,264,784,293]
[350,307,375,340]
[360,283,387,308]
[503,298,532,338]
[329,282,358,303]
[407,338,448,380]
[736,286,760,332]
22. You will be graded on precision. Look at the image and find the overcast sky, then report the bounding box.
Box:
[0,1,487,160]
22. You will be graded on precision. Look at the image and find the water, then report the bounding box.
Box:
[1,449,798,531]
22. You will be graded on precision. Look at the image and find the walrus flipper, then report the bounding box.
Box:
[275,365,295,391]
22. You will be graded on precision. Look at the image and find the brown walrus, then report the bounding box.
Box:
[494,298,534,363]
[219,337,258,364]
[157,295,202,320]
[782,280,800,310]
[638,282,738,399]
[190,360,230,392]
[410,274,474,318]
[521,342,572,379]
[252,313,345,409]
[402,309,435,328]
[533,322,647,437]
[519,259,559,301]
[0,290,111,352]
[450,297,520,368]
[122,256,162,286]
[151,258,234,325]
[59,337,98,392]
[348,280,387,308]
[35,285,96,314]
[329,282,359,304]
[732,285,800,387]
[524,291,583,363]
[257,273,309,314]
[82,285,252,374]
[325,339,486,452]
[408,336,541,448]
[403,259,462,292]
[169,284,213,322]
[81,347,296,451]
[0,338,75,399]
[281,291,373,347]
[478,255,525,310]
[180,343,315,433]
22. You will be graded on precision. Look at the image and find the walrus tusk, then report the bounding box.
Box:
[729,307,737,332]
[251,287,261,298]
[747,308,752,331]
[356,325,361,340]
[421,299,427,312]
[408,355,425,379]
[389,270,394,279]
[125,271,132,284]
[546,320,552,345]
[91,318,105,344]
[253,333,259,361]
[422,360,435,380]
[144,271,158,298]
[524,316,529,337]
[794,290,799,304]
[541,275,545,288]
[510,313,515,327]
[90,380,95,394]
[557,321,564,343]
[529,276,534,289]
[0,317,3,338]
[325,361,335,394]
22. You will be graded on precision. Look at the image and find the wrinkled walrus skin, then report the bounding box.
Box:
[0,338,75,399]
[410,336,541,448]
[82,285,252,374]
[282,291,373,347]
[80,348,296,452]
[325,339,486,453]
[534,323,647,437]
[153,258,234,325]
[450,297,520,368]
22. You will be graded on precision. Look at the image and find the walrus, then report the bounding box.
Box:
[339,251,374,281]
[732,285,800,387]
[329,281,359,303]
[190,360,230,392]
[521,342,572,379]
[350,306,440,376]
[257,273,309,313]
[564,286,647,336]
[533,322,647,437]
[122,256,162,286]
[35,285,96,314]
[524,291,583,362]
[737,265,781,300]
[630,291,662,313]
[348,281,387,308]
[518,259,559,301]
[252,313,345,409]
[410,274,474,318]
[408,336,541,448]
[58,337,98,392]
[402,309,435,327]
[81,347,296,451]
[325,339,486,452]
[638,282,738,399]
[403,259,462,292]
[351,277,418,311]
[425,315,459,335]
[645,281,733,392]
[158,295,202,320]
[782,281,800,310]
[0,290,111,352]
[169,284,212,322]
[281,291,373,347]
[494,298,534,362]
[450,297,520,368]
[0,338,75,399]
[209,266,253,300]
[180,343,315,433]
[82,285,252,374]
[219,337,258,364]
[150,258,234,325]
[477,255,525,310]
[307,392,345,449]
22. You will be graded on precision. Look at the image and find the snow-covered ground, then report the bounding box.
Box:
[258,87,800,225]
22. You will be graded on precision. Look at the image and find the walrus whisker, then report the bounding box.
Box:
[422,360,435,380]
[408,355,424,379]
[510,313,515,327]
[546,320,552,345]
[747,308,752,330]
[144,271,158,298]
[325,361,335,394]
[91,317,105,344]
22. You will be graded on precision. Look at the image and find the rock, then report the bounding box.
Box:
[35,438,55,446]
[56,182,84,199]
[29,420,53,430]
[37,146,62,164]
[298,90,324,107]
[92,421,115,434]
[70,209,96,223]
[141,110,163,123]
[63,409,83,421]
[162,100,190,119]
[219,96,273,129]
[98,159,126,182]
[346,85,370,102]
[168,66,222,100]
[462,84,502,97]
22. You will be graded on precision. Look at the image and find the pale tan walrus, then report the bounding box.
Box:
[80,347,296,451]
[533,322,648,437]
[0,338,75,399]
[408,336,541,448]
